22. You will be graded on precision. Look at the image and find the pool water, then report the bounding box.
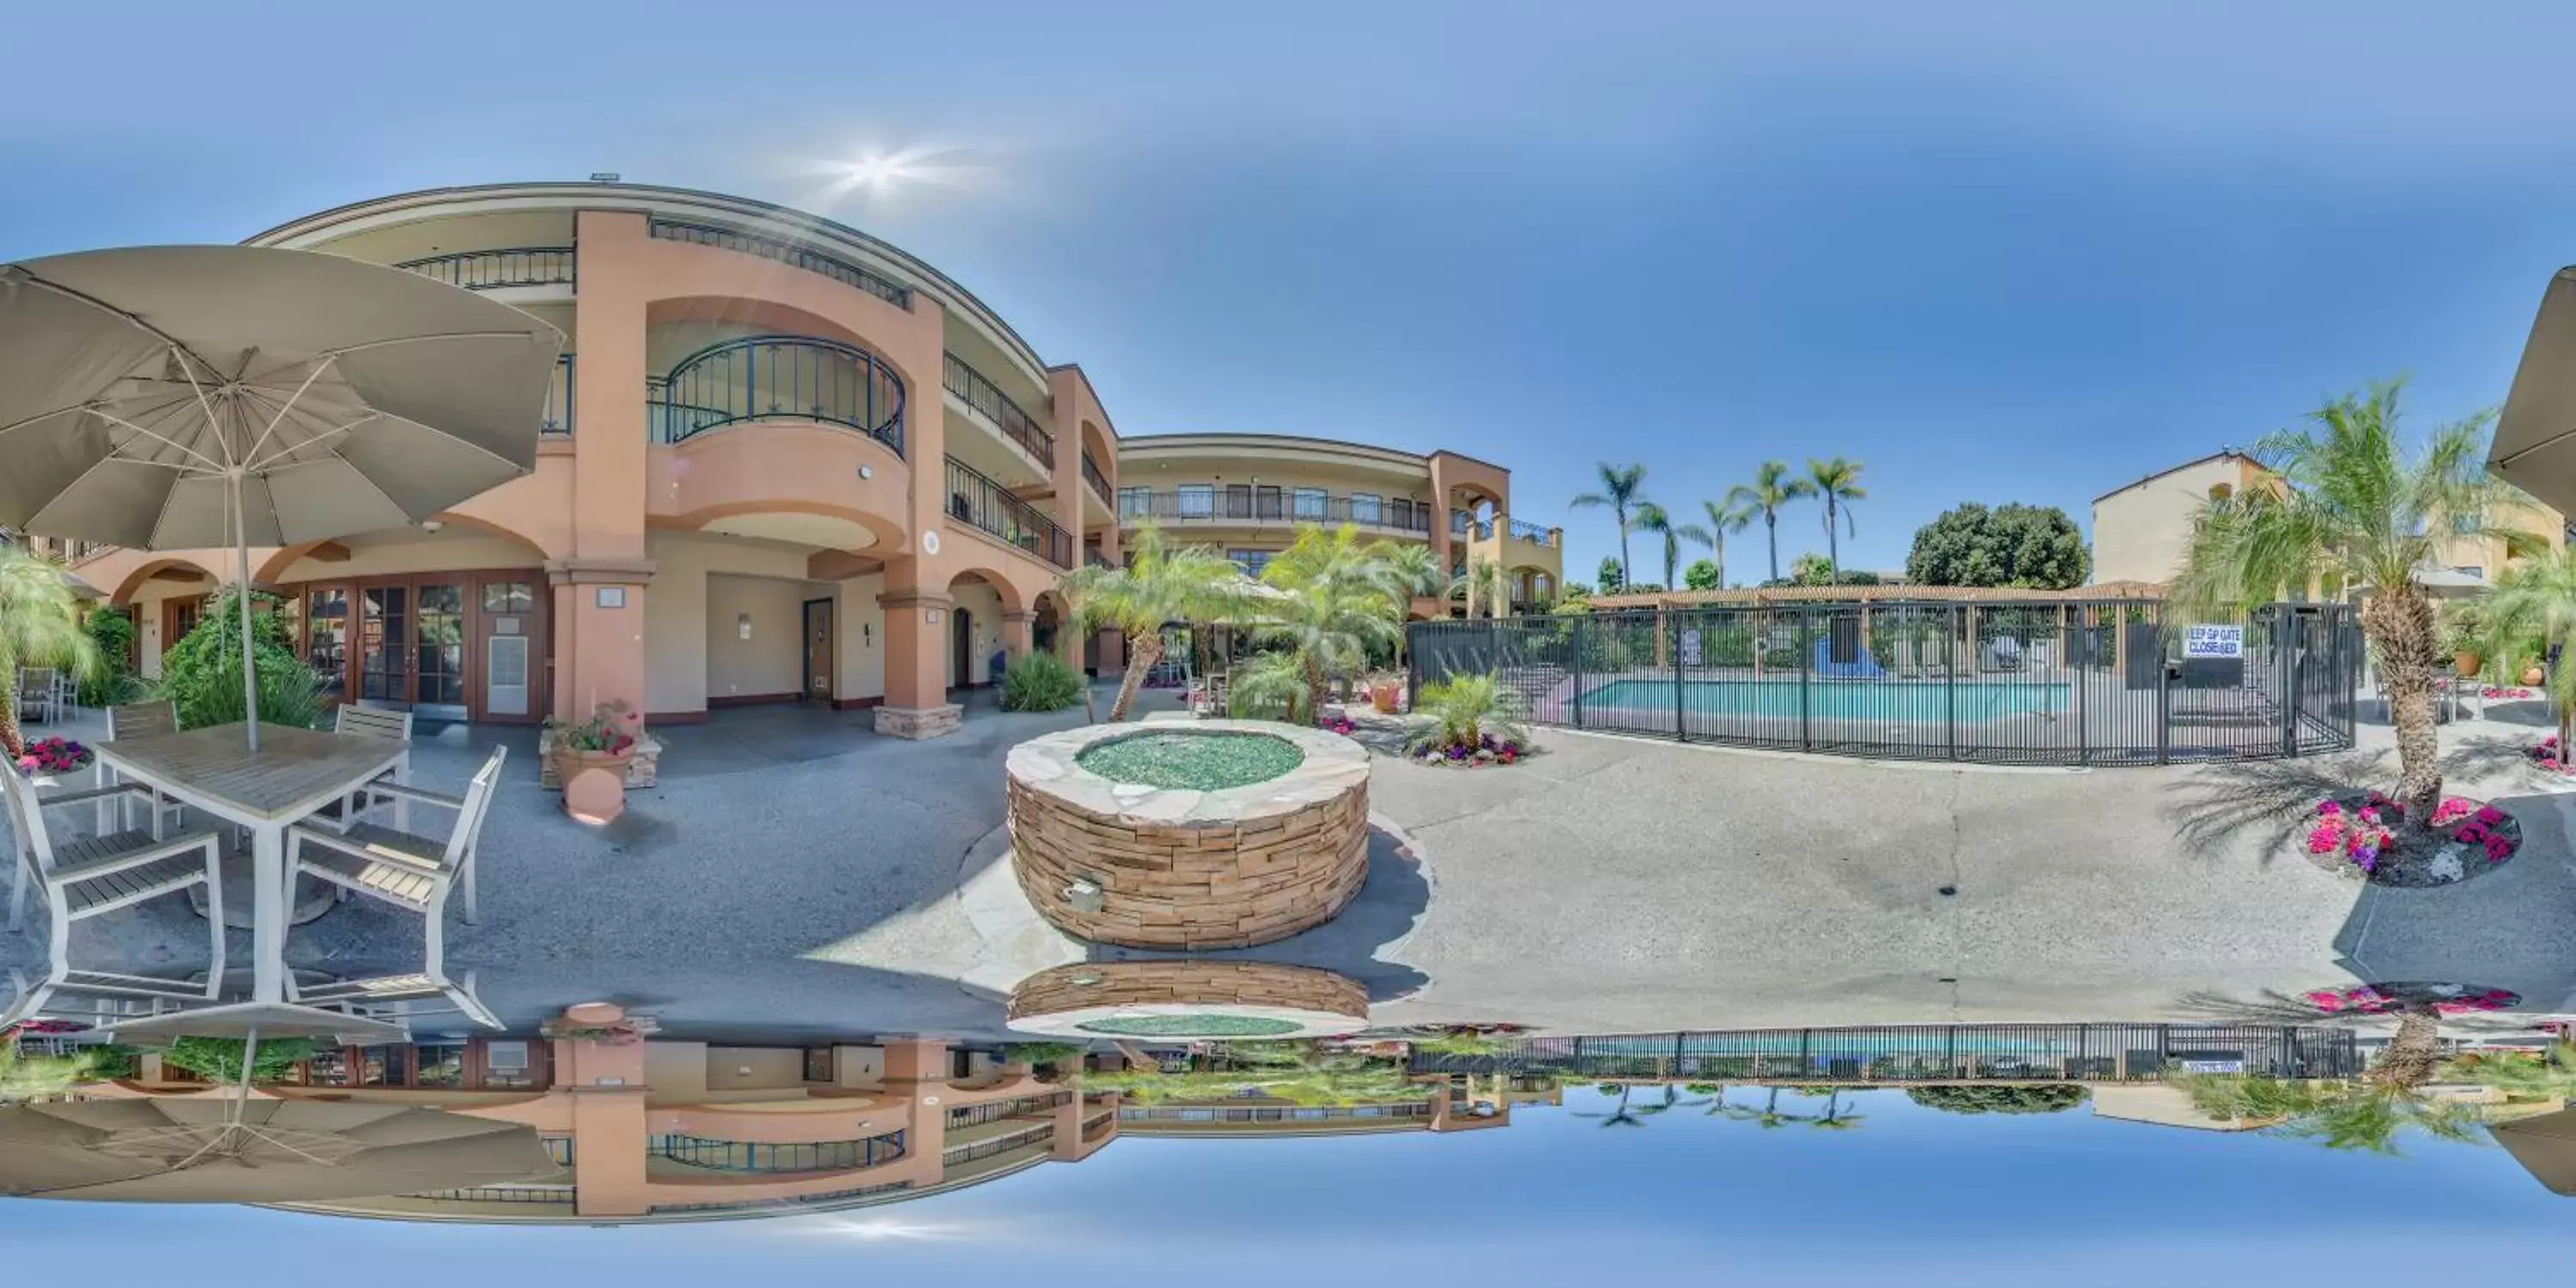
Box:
[1582,678,2069,722]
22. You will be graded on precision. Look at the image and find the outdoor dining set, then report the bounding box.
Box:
[3,698,508,1034]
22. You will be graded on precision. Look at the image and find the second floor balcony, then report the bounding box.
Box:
[1117,489,1434,536]
[647,334,905,457]
[947,456,1072,568]
[395,246,576,291]
[942,351,1054,471]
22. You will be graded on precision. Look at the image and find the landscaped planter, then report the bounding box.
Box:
[2306,793,2522,886]
[2306,981,2521,1017]
[1005,960,1370,1039]
[1006,720,1370,950]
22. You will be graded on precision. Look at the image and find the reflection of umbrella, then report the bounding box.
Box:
[0,246,562,749]
[2493,1105,2576,1195]
[0,1098,557,1203]
[0,1000,550,1203]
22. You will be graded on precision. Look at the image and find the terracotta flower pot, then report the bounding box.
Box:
[2524,665,2548,687]
[2454,651,2482,679]
[550,746,633,788]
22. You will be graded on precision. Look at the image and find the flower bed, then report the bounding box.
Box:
[14,736,92,778]
[2305,982,2520,1016]
[1408,732,1523,768]
[2306,792,2522,886]
[2483,686,2537,699]
[2531,735,2574,775]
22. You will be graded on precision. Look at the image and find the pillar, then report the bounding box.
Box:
[882,1038,952,1187]
[875,574,960,738]
[547,559,653,727]
[551,210,658,731]
[553,1004,650,1220]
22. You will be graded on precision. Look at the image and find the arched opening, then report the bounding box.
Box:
[945,569,1019,690]
[951,605,975,692]
[262,521,554,725]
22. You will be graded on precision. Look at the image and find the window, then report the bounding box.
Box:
[1118,486,1151,519]
[415,1042,467,1090]
[1177,484,1214,519]
[1350,493,1382,525]
[2454,513,2485,533]
[2451,565,2486,581]
[1292,487,1327,520]
[483,581,535,613]
[1230,549,1274,577]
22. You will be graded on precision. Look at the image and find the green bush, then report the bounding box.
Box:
[1003,1042,1086,1068]
[76,608,142,707]
[155,588,324,730]
[1228,651,1311,723]
[1904,1084,2089,1115]
[998,649,1084,712]
[160,1036,318,1083]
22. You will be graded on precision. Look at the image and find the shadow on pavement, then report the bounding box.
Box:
[1088,825,1433,1002]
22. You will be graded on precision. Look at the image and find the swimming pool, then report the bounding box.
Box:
[1581,677,2069,721]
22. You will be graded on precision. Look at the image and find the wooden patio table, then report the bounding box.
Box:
[91,723,406,1003]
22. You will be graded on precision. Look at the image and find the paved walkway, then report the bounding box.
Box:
[6,695,2569,1042]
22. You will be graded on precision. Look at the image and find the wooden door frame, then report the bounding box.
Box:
[801,597,835,703]
[283,568,549,724]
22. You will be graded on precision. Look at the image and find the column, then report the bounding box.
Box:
[875,571,961,738]
[545,559,653,738]
[882,1038,952,1188]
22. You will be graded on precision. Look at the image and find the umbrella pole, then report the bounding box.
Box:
[231,471,260,752]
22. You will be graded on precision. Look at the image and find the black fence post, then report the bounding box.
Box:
[1799,608,1814,752]
[1945,605,1959,762]
[2075,603,2090,767]
[1570,615,1587,732]
[2280,607,2298,758]
[1671,610,1686,743]
[2155,604,2172,767]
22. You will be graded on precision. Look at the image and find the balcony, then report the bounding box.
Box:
[648,218,909,308]
[1082,449,1113,506]
[1116,489,1434,535]
[648,1130,905,1175]
[946,456,1072,568]
[394,246,576,291]
[1506,517,1558,548]
[942,352,1054,469]
[647,335,905,457]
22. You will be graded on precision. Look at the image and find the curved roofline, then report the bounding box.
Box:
[1117,431,1433,469]
[242,180,1052,384]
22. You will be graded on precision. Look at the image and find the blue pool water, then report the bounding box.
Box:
[1582,678,2069,721]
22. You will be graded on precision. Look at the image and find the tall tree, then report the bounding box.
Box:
[1905,501,2090,589]
[1627,502,1710,593]
[1060,522,1255,721]
[1595,555,1625,593]
[1790,552,1835,586]
[2479,544,2576,752]
[1726,460,1816,585]
[1569,461,1650,588]
[2170,380,2532,826]
[1259,524,1406,715]
[1807,456,1868,580]
[0,539,100,758]
[1700,497,1755,589]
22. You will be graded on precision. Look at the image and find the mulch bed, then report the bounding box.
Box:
[2306,793,2523,888]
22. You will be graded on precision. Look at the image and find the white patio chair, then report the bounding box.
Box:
[96,699,188,837]
[2,968,227,1030]
[285,746,504,999]
[305,705,416,834]
[290,969,501,1032]
[0,761,224,1012]
[15,667,58,726]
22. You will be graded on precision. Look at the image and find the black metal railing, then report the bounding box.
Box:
[1086,548,1114,569]
[942,352,1054,468]
[940,1122,1054,1164]
[946,1094,1066,1129]
[393,246,576,290]
[541,354,574,436]
[648,1130,904,1174]
[945,456,1072,568]
[1506,517,1557,546]
[1118,1103,1434,1124]
[1410,598,2359,767]
[1403,1024,2363,1083]
[1082,450,1113,505]
[648,218,910,307]
[410,1184,577,1204]
[649,335,904,455]
[651,1182,907,1215]
[1116,489,1432,534]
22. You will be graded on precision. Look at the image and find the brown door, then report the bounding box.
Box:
[413,580,467,719]
[803,598,834,702]
[474,576,544,724]
[162,596,203,653]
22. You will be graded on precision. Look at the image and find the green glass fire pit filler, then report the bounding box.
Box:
[1074,731,1305,791]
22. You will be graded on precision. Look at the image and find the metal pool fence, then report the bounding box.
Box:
[1408,598,2359,766]
[1403,1024,2363,1083]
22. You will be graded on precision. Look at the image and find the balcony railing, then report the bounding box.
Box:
[648,218,910,308]
[1115,489,1432,534]
[648,335,904,455]
[647,1131,905,1174]
[1117,1103,1433,1123]
[541,354,574,437]
[393,246,576,291]
[408,1184,577,1204]
[941,1122,1054,1165]
[1081,449,1113,505]
[942,352,1054,469]
[1506,517,1558,547]
[946,456,1072,568]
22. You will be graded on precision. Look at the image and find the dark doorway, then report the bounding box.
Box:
[802,598,835,703]
[951,607,975,689]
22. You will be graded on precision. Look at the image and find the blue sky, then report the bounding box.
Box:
[4,1087,2571,1279]
[7,3,2576,584]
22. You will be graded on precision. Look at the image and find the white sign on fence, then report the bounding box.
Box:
[1679,628,1703,668]
[2183,624,2245,659]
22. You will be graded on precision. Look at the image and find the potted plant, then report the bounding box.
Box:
[544,699,638,787]
[2441,601,2484,679]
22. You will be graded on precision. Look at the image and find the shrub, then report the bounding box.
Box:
[1904,1084,2089,1115]
[999,650,1084,712]
[1228,650,1312,723]
[1003,1042,1086,1068]
[155,588,323,730]
[76,608,142,707]
[1406,671,1530,760]
[160,1036,318,1083]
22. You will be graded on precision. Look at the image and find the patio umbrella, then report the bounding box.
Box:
[0,999,553,1204]
[0,246,563,748]
[2492,1105,2576,1195]
[2494,266,2576,516]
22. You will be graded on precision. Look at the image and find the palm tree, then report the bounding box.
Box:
[1260,524,1404,716]
[2479,544,2576,751]
[1726,461,1816,585]
[1451,555,1509,620]
[0,539,100,759]
[1807,456,1868,580]
[1700,498,1755,589]
[1059,521,1255,721]
[1576,1082,1648,1127]
[2178,999,2488,1154]
[1569,461,1650,588]
[1627,503,1711,592]
[2170,380,2535,824]
[1800,1088,1868,1131]
[1634,1084,1712,1119]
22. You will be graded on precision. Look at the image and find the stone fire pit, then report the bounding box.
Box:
[1006,720,1370,950]
[1005,961,1370,1039]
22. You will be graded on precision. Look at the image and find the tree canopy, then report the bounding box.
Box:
[1904,1084,2089,1115]
[1595,556,1625,592]
[1904,501,2090,589]
[1682,557,1722,591]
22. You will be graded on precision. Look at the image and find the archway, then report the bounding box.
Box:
[951,605,975,691]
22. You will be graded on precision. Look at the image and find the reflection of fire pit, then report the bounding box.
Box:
[1007,720,1370,950]
[1006,961,1370,1039]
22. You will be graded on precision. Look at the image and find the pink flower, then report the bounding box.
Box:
[2306,990,2345,1012]
[2476,805,2506,826]
[2318,799,2343,816]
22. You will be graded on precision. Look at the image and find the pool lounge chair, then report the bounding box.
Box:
[1811,637,1887,680]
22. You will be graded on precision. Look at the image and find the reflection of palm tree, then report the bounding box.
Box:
[1576,1083,1647,1127]
[1635,1084,1712,1119]
[1802,1089,1868,1132]
[2178,1003,2489,1154]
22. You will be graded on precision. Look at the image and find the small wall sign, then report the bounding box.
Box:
[2182,624,2243,659]
[595,586,627,609]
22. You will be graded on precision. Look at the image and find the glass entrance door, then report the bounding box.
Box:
[413,581,467,721]
[358,586,409,703]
